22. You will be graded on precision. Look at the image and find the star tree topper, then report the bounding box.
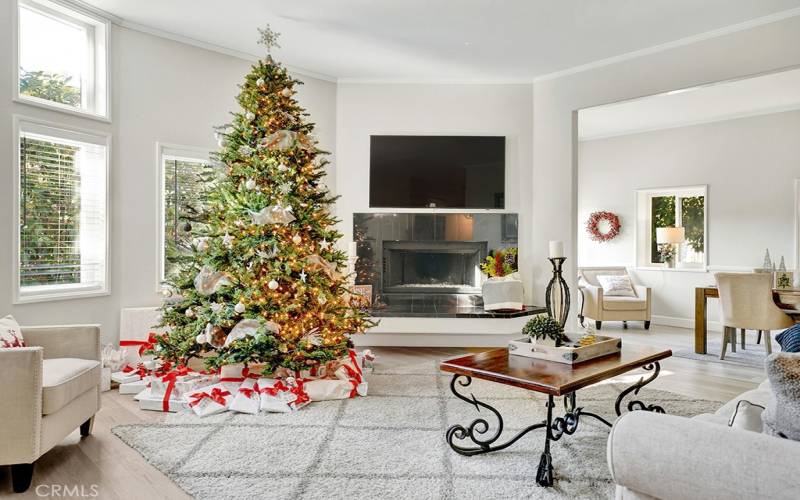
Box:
[258,25,281,54]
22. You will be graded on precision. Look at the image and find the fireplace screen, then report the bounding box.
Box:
[382,241,488,294]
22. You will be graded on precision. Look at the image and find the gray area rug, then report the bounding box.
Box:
[673,338,773,368]
[113,360,721,500]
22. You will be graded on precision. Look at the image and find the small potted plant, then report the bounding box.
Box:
[522,315,566,347]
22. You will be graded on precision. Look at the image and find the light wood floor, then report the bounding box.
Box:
[0,324,765,499]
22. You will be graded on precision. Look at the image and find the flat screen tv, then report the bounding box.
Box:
[369,135,505,209]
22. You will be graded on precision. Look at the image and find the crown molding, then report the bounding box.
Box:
[532,7,800,84]
[579,102,800,141]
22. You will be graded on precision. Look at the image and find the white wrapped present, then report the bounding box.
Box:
[111,370,142,385]
[258,378,309,413]
[149,369,213,401]
[304,378,367,401]
[230,379,262,414]
[186,383,234,417]
[119,332,161,366]
[119,376,155,395]
[134,387,185,412]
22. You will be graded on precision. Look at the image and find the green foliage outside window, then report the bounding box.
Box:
[650,194,704,264]
[20,138,81,286]
[163,159,217,280]
[19,68,81,108]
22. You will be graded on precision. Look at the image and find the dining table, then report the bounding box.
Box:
[694,286,800,354]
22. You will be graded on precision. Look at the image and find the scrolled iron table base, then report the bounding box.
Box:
[445,362,664,487]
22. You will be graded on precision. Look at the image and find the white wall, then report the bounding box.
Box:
[577,110,800,323]
[532,15,800,330]
[0,15,337,343]
[335,83,534,299]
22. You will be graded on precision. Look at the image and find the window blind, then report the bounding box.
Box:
[19,126,107,296]
[162,154,213,279]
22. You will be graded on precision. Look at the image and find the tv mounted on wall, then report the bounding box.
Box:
[369,135,505,209]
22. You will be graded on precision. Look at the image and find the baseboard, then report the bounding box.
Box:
[651,314,723,332]
[353,332,518,347]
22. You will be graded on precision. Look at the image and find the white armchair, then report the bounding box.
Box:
[577,267,651,330]
[0,325,101,493]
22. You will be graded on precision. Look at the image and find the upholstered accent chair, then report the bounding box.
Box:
[715,272,794,360]
[577,267,651,330]
[0,325,101,492]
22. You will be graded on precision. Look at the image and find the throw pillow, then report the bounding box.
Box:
[596,275,636,297]
[0,315,25,347]
[762,352,800,440]
[776,324,800,353]
[727,400,765,432]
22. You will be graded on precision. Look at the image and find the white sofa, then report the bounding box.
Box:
[607,379,800,499]
[0,325,101,492]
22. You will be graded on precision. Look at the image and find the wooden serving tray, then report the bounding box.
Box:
[508,335,622,364]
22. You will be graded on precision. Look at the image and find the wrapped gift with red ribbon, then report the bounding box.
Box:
[303,350,369,401]
[119,332,162,366]
[149,366,214,401]
[219,365,262,391]
[258,378,310,412]
[229,378,262,414]
[186,384,234,417]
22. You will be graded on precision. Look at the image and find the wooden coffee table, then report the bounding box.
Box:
[440,345,672,487]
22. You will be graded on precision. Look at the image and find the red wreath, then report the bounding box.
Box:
[586,211,621,242]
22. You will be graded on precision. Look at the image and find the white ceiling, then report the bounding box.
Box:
[81,0,800,82]
[578,67,800,140]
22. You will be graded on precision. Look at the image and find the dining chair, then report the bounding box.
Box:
[714,273,793,360]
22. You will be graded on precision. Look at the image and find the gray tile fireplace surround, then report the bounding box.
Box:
[353,212,543,319]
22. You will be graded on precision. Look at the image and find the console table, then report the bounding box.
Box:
[694,286,800,354]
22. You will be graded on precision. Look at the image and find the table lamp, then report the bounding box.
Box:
[656,227,685,268]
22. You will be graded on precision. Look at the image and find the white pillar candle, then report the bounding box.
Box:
[349,241,358,258]
[549,240,564,259]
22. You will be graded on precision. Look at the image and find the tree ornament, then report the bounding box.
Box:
[256,77,265,87]
[319,238,331,251]
[257,25,281,54]
[238,145,254,156]
[222,233,235,248]
[245,178,257,190]
[299,269,307,283]
[206,323,227,348]
[194,266,232,295]
[249,204,295,225]
[245,111,255,121]
[182,222,192,232]
[193,237,210,251]
[278,182,292,194]
[210,302,224,313]
[185,307,195,318]
[217,137,228,148]
[224,318,280,347]
[268,279,279,290]
[234,301,246,314]
[281,87,292,97]
[195,333,208,344]
[292,234,302,244]
[317,294,328,305]
[277,163,289,172]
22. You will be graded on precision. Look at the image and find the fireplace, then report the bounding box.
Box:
[382,241,488,295]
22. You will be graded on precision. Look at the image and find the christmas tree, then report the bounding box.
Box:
[154,27,374,373]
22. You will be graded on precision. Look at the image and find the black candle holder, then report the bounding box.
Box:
[545,257,570,328]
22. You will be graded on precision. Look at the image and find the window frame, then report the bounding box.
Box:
[12,115,111,303]
[635,184,708,271]
[13,0,110,121]
[156,143,213,293]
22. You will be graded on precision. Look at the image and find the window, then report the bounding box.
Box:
[158,145,215,288]
[14,118,109,302]
[16,0,108,118]
[636,185,707,269]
